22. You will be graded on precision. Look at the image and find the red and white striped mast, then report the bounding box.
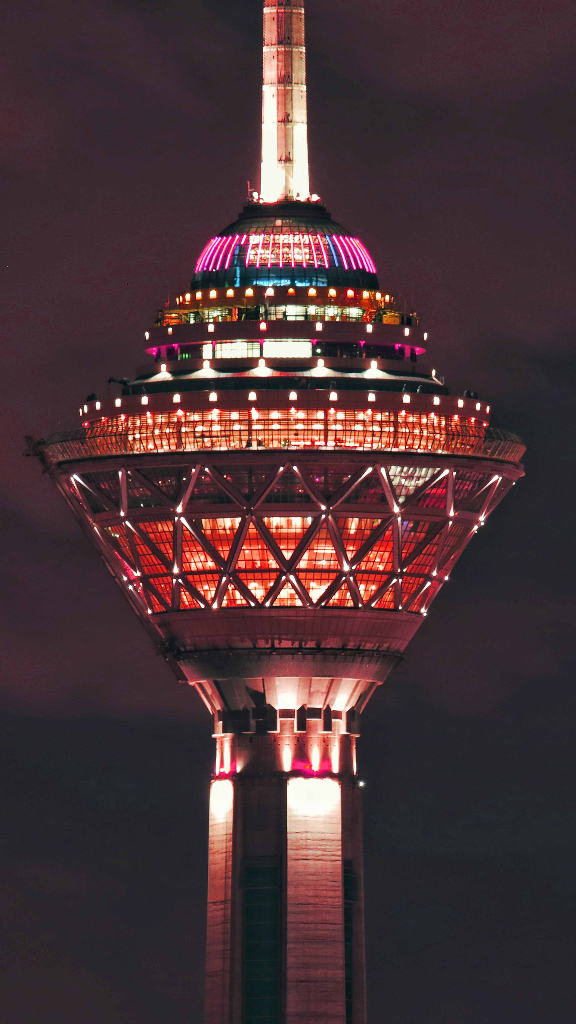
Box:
[261,0,310,202]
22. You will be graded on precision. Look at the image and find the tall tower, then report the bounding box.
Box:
[29,2,524,1022]
[261,0,310,202]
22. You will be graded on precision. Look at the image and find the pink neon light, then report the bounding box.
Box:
[332,235,349,269]
[215,236,234,270]
[208,236,229,271]
[224,234,240,270]
[299,234,307,268]
[196,231,377,273]
[354,238,377,273]
[196,237,218,273]
[316,233,329,268]
[256,233,265,267]
[204,237,223,272]
[194,240,213,273]
[346,237,367,271]
[245,235,258,267]
[339,236,358,270]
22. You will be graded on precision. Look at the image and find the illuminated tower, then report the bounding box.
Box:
[29,2,524,1022]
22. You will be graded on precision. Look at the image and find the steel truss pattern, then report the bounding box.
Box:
[61,455,517,628]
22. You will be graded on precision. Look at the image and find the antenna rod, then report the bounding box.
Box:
[260,0,310,203]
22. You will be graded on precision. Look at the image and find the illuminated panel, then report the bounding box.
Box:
[262,340,312,358]
[194,233,377,274]
[205,779,234,1022]
[286,778,346,1023]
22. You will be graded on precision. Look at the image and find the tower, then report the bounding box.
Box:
[29,1,525,1021]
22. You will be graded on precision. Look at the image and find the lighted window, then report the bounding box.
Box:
[114,398,121,407]
[215,342,257,359]
[433,396,440,405]
[402,394,411,404]
[160,363,167,372]
[173,393,181,403]
[329,288,336,297]
[260,321,267,331]
[207,324,214,333]
[226,288,234,297]
[366,324,373,333]
[289,391,298,400]
[329,392,338,401]
[315,322,323,331]
[458,398,464,408]
[245,288,254,297]
[196,291,202,299]
[368,393,375,402]
[167,327,173,335]
[248,391,257,401]
[404,327,410,336]
[347,289,354,298]
[209,392,217,402]
[308,287,316,296]
[376,292,381,300]
[141,396,148,405]
[263,341,312,358]
[265,287,274,296]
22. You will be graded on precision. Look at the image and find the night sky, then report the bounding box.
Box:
[3,0,576,1020]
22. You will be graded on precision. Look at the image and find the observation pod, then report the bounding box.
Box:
[28,1,525,1023]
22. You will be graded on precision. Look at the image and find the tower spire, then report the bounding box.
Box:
[260,0,310,203]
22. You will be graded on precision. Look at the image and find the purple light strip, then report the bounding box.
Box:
[316,234,329,268]
[256,233,265,267]
[216,235,236,270]
[347,237,367,271]
[279,234,284,268]
[332,235,349,269]
[209,236,229,271]
[267,233,274,267]
[195,237,218,273]
[290,234,295,268]
[200,237,222,272]
[245,235,258,267]
[339,236,358,270]
[299,234,307,268]
[354,239,377,273]
[224,234,241,270]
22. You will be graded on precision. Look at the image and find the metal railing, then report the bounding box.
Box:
[39,412,525,465]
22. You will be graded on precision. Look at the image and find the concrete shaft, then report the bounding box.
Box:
[205,724,366,1024]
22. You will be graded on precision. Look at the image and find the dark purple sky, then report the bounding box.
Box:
[2,0,576,1019]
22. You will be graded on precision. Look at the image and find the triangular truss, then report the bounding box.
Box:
[73,459,510,616]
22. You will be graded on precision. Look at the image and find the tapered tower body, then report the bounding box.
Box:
[30,2,524,1022]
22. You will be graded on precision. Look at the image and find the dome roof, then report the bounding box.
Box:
[191,201,379,291]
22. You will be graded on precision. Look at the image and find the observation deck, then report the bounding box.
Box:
[32,204,524,707]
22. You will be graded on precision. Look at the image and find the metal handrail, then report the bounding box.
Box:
[39,419,525,465]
